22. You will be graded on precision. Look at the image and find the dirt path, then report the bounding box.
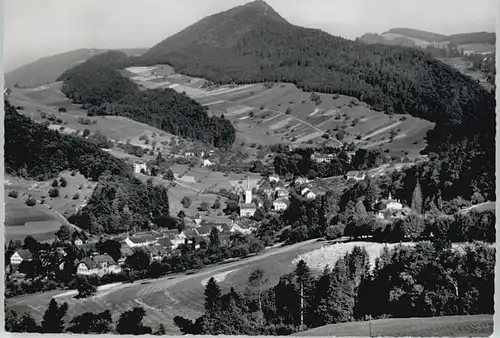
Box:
[360,121,402,141]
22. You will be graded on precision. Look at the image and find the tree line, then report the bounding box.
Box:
[4,101,129,181]
[68,176,170,235]
[173,241,494,335]
[6,299,162,335]
[272,147,384,179]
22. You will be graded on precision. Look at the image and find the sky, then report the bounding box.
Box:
[3,0,497,72]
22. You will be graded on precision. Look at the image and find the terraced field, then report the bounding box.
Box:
[126,65,435,158]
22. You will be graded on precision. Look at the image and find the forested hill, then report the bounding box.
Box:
[58,51,236,149]
[4,101,129,181]
[137,1,494,128]
[385,28,496,45]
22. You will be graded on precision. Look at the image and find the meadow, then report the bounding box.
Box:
[295,314,493,337]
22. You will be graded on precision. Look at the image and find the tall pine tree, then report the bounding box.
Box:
[411,179,423,214]
[41,299,68,333]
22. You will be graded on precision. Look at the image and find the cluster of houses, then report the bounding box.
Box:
[238,174,321,218]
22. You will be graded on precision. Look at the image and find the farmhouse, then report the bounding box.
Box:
[311,153,335,163]
[133,161,148,174]
[124,233,158,248]
[275,188,289,199]
[374,193,410,220]
[226,222,252,235]
[346,171,366,181]
[273,198,290,211]
[76,254,122,276]
[301,187,317,200]
[162,230,187,248]
[10,250,33,266]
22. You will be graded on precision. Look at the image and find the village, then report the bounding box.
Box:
[7,145,414,281]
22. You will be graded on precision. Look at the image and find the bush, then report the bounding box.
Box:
[73,193,80,200]
[60,177,68,187]
[325,224,345,240]
[181,196,192,208]
[8,190,19,199]
[26,197,36,207]
[58,107,67,112]
[49,188,60,198]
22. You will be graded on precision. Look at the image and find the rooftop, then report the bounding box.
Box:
[14,249,33,260]
[128,234,157,243]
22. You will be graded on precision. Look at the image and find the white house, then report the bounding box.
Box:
[269,174,280,183]
[346,171,366,181]
[275,188,289,199]
[375,193,407,220]
[124,234,158,248]
[184,152,195,157]
[227,222,252,235]
[202,159,214,167]
[10,250,33,266]
[76,254,122,277]
[273,198,289,211]
[301,187,316,200]
[133,161,148,174]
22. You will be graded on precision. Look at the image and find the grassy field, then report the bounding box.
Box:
[4,195,63,242]
[126,66,435,159]
[5,172,96,242]
[6,239,325,333]
[295,314,493,337]
[5,172,96,218]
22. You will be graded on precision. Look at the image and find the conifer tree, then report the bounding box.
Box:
[41,299,68,333]
[411,179,423,214]
[204,277,222,313]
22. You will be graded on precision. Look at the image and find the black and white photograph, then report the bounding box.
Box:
[2,0,496,336]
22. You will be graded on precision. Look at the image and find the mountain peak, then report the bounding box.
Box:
[230,0,286,23]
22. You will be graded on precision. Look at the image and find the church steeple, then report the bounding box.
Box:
[245,174,252,204]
